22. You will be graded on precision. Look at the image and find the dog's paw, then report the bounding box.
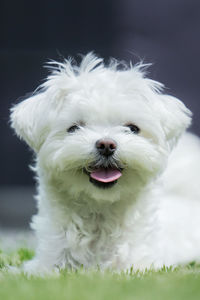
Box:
[23,259,59,277]
[2,265,22,275]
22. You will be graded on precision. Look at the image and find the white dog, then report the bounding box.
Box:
[10,53,200,275]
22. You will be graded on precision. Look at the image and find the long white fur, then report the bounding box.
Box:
[10,53,200,275]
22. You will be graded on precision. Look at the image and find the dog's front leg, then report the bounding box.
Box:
[23,225,69,276]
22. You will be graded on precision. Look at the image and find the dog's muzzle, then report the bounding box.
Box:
[84,138,122,189]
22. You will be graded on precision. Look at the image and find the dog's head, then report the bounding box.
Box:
[11,53,191,202]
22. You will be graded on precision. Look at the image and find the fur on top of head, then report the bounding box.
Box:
[10,52,192,152]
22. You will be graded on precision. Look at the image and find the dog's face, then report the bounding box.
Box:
[11,54,191,202]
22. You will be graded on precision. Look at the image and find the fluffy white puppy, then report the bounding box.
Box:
[11,53,200,274]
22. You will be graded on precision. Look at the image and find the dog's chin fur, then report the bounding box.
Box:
[10,53,200,275]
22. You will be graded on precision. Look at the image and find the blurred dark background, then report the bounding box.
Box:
[1,0,200,229]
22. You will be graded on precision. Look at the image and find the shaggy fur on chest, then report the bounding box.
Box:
[30,180,159,271]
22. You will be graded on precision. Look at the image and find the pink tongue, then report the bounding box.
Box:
[90,168,122,183]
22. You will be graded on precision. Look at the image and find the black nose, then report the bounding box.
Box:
[96,138,117,156]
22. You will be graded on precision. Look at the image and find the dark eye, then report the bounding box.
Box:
[126,124,140,134]
[67,124,80,133]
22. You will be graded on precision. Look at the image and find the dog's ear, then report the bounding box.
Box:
[157,94,192,150]
[10,92,49,152]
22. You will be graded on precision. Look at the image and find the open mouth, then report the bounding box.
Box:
[84,167,122,189]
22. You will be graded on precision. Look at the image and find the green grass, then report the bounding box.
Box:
[1,249,200,300]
